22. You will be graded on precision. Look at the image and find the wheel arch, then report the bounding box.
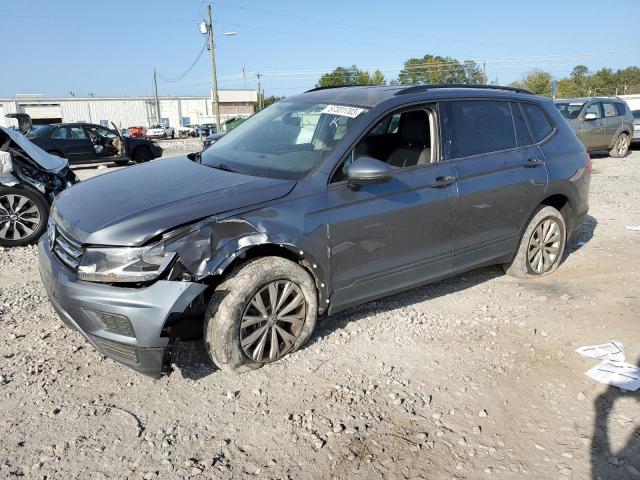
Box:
[201,242,329,314]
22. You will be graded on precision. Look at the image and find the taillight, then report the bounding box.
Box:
[584,152,592,173]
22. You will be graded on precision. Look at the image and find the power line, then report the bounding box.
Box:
[156,39,208,83]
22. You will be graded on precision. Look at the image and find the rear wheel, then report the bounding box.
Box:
[0,187,49,247]
[170,131,175,139]
[204,257,318,373]
[162,132,167,140]
[503,205,566,279]
[609,133,629,158]
[132,147,152,164]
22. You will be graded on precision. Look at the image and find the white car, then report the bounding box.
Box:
[177,124,198,138]
[146,123,175,139]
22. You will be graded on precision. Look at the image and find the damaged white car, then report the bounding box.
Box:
[0,125,78,247]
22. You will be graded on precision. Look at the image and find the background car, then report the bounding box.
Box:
[147,123,175,139]
[632,110,640,144]
[177,124,198,138]
[196,123,216,137]
[7,114,162,165]
[119,128,131,138]
[127,126,147,139]
[202,131,226,149]
[0,124,78,247]
[555,97,634,157]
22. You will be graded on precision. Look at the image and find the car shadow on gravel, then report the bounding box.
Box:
[170,215,598,381]
[590,356,640,479]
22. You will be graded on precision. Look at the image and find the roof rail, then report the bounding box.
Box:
[305,84,371,93]
[394,84,534,96]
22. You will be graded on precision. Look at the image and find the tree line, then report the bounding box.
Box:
[314,54,640,98]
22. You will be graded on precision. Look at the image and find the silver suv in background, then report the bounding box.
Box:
[555,97,633,157]
[632,109,640,144]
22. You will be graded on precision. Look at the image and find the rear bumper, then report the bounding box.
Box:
[38,237,206,377]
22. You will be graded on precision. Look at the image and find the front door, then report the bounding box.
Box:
[326,106,457,311]
[580,102,606,149]
[601,101,621,148]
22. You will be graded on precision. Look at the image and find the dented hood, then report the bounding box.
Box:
[51,156,296,246]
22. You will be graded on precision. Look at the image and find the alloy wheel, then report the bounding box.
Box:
[240,280,306,363]
[527,218,562,274]
[0,194,41,241]
[616,135,628,156]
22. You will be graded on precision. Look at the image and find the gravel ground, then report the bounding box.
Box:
[1,147,639,479]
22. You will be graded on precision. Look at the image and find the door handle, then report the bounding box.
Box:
[523,158,544,168]
[428,175,456,188]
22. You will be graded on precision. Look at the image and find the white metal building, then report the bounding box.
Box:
[0,90,258,129]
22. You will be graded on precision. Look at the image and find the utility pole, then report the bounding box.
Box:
[482,61,487,85]
[153,68,161,122]
[206,3,221,132]
[256,73,262,110]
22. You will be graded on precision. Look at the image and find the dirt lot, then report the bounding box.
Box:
[1,145,639,479]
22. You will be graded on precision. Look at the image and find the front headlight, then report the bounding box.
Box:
[78,242,175,283]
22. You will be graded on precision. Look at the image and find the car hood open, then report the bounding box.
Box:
[51,156,296,246]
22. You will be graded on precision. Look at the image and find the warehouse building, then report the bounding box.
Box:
[0,90,258,129]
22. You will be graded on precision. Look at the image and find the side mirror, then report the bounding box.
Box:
[347,157,393,189]
[584,113,598,121]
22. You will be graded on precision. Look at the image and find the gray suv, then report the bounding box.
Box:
[38,85,591,376]
[554,97,633,157]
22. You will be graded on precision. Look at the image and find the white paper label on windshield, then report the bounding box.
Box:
[321,105,365,118]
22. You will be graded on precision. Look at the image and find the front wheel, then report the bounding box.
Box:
[0,186,49,247]
[204,257,318,373]
[609,133,629,158]
[503,205,566,279]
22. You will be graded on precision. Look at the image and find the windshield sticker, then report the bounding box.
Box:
[321,105,365,118]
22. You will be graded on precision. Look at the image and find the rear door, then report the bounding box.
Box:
[601,101,621,147]
[580,102,605,149]
[441,99,549,271]
[51,126,95,163]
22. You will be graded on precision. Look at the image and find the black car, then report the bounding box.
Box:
[7,114,162,165]
[1,125,78,247]
[39,84,590,376]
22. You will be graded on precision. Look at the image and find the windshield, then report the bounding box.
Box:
[201,101,368,179]
[150,124,163,129]
[555,102,585,119]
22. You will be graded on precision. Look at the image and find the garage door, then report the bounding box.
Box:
[20,104,63,124]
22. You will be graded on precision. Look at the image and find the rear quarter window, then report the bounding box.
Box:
[522,103,554,143]
[615,102,628,116]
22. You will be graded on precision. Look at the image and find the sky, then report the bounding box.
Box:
[1,0,638,98]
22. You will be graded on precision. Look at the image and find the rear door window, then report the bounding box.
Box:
[602,102,617,118]
[52,126,89,140]
[615,103,627,116]
[442,100,516,159]
[521,103,554,143]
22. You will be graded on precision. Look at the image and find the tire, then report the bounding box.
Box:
[503,205,566,279]
[0,186,49,247]
[132,147,152,164]
[204,256,318,373]
[170,131,175,139]
[609,133,629,158]
[162,133,167,140]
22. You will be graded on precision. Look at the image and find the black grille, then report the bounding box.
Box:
[51,226,83,270]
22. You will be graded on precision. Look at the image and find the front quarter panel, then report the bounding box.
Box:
[165,191,332,309]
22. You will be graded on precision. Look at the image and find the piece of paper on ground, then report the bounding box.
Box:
[585,360,640,391]
[625,225,640,232]
[575,341,625,362]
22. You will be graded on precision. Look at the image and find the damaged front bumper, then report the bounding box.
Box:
[38,237,206,377]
